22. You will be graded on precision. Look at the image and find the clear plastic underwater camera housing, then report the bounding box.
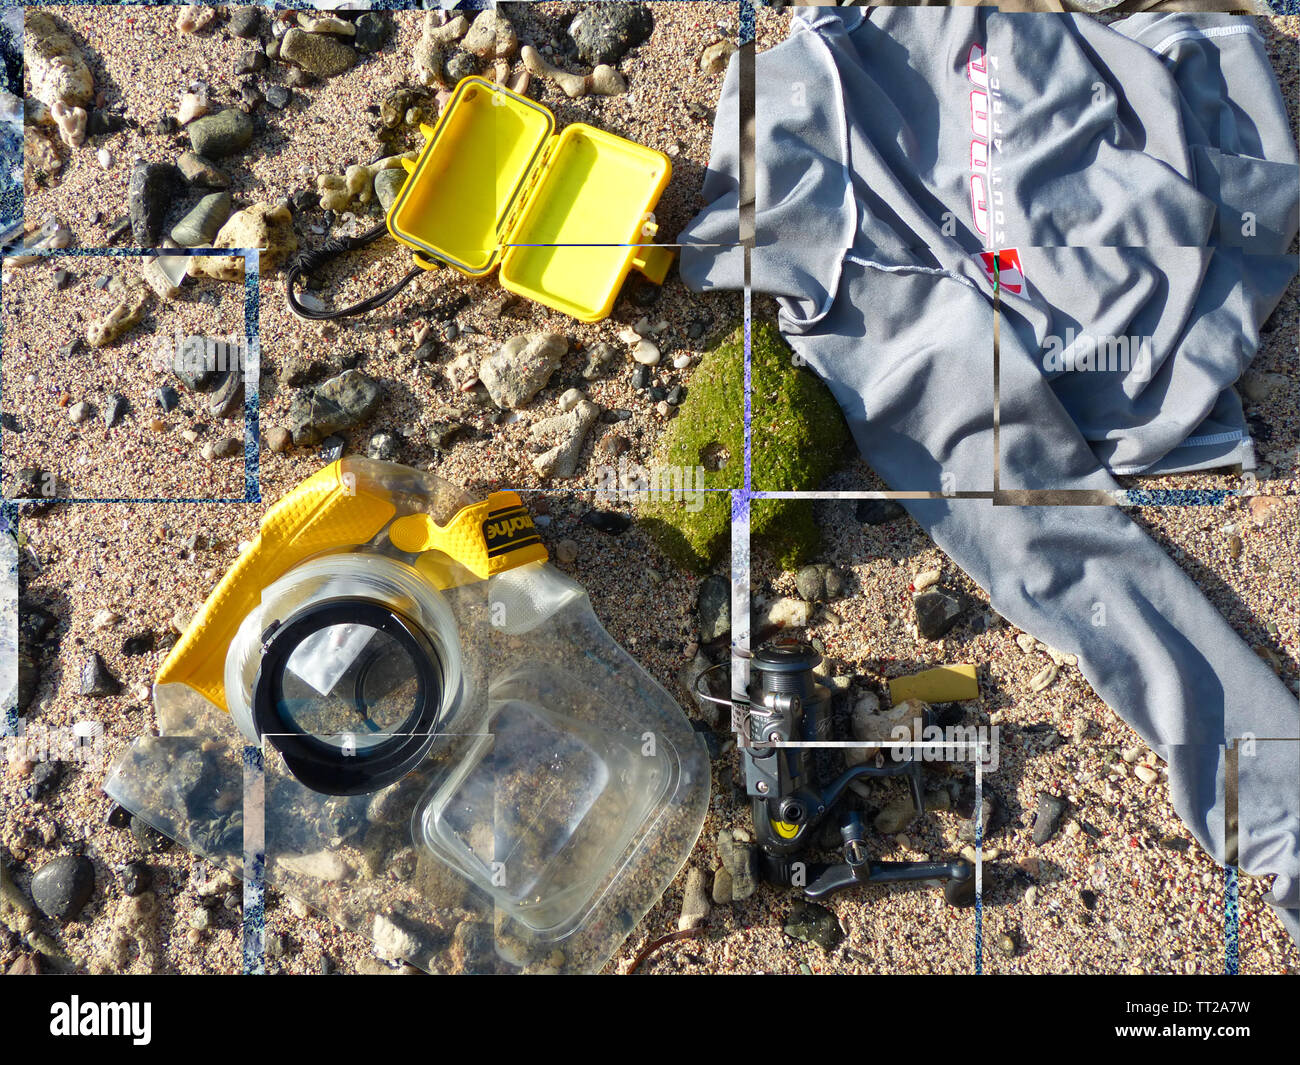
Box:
[105,458,709,972]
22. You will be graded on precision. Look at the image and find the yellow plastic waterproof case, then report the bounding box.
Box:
[387,76,674,322]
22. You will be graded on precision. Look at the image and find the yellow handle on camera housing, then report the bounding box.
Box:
[155,460,547,713]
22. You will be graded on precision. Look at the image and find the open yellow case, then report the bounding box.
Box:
[386,76,675,322]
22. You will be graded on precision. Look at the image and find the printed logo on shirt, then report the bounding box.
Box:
[978,248,1025,295]
[966,41,1009,248]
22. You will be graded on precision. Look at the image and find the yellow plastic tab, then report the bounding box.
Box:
[388,491,548,580]
[888,664,980,705]
[155,461,396,712]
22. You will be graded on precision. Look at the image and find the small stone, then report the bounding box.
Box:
[783,901,843,950]
[1032,793,1068,845]
[235,48,267,75]
[68,401,92,424]
[874,794,917,835]
[794,564,826,602]
[31,856,96,920]
[281,27,358,78]
[374,168,405,213]
[287,369,384,447]
[700,39,737,75]
[228,6,261,39]
[120,861,152,897]
[79,652,121,697]
[264,84,292,111]
[177,151,229,189]
[265,426,291,453]
[913,588,965,640]
[373,913,421,962]
[555,539,578,565]
[171,191,232,247]
[102,393,128,428]
[128,162,184,245]
[353,13,392,54]
[717,831,758,900]
[1134,764,1159,785]
[569,3,654,66]
[855,498,906,525]
[366,431,400,462]
[188,109,254,159]
[581,342,620,381]
[97,148,113,169]
[677,867,710,931]
[997,931,1018,957]
[558,387,584,412]
[633,339,661,365]
[696,574,730,641]
[581,509,631,535]
[479,333,567,409]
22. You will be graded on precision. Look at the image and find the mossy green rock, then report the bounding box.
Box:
[638,321,849,572]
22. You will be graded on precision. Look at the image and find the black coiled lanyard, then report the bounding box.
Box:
[284,223,425,321]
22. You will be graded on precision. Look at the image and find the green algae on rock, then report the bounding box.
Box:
[638,321,849,571]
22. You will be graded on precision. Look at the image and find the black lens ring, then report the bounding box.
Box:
[252,597,444,795]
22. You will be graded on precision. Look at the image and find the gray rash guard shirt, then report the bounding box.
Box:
[680,8,1300,944]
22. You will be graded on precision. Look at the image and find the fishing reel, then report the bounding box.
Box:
[697,637,974,906]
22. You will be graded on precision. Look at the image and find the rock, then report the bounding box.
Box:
[287,370,384,447]
[79,652,121,697]
[633,339,661,365]
[170,191,232,247]
[103,394,127,428]
[264,85,292,111]
[589,65,627,96]
[784,901,843,950]
[677,867,710,931]
[177,151,229,188]
[191,202,297,279]
[957,791,998,843]
[913,588,965,640]
[581,509,631,535]
[68,401,92,424]
[374,167,406,213]
[569,4,654,65]
[696,574,730,641]
[265,426,291,453]
[856,498,906,525]
[373,914,420,962]
[700,39,737,76]
[581,341,619,380]
[177,91,209,126]
[712,868,733,905]
[479,333,568,409]
[31,856,95,920]
[367,431,400,462]
[228,6,261,39]
[997,931,1018,957]
[187,108,254,159]
[717,831,758,900]
[281,27,357,79]
[235,48,267,75]
[1134,764,1159,785]
[176,5,217,35]
[128,162,183,246]
[462,9,517,59]
[874,794,917,835]
[205,436,241,460]
[445,51,478,83]
[280,851,351,882]
[354,13,392,54]
[1032,793,1068,845]
[795,564,826,602]
[530,400,600,479]
[555,539,579,565]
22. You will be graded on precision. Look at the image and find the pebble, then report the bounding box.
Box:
[366,431,400,462]
[188,108,254,159]
[700,39,738,76]
[1134,765,1159,785]
[784,901,843,950]
[696,574,730,642]
[581,509,631,535]
[97,148,113,169]
[855,498,906,525]
[374,167,405,212]
[558,387,584,412]
[717,831,758,900]
[31,855,95,920]
[1029,662,1059,692]
[569,3,654,66]
[912,587,965,639]
[228,6,260,39]
[581,341,620,380]
[480,334,568,409]
[79,652,121,697]
[555,539,579,565]
[102,393,127,428]
[171,191,232,247]
[128,161,184,245]
[1032,792,1068,844]
[287,369,384,447]
[672,354,692,370]
[677,867,711,931]
[373,914,420,963]
[68,401,91,424]
[633,340,661,365]
[176,150,229,189]
[353,12,392,55]
[281,27,358,78]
